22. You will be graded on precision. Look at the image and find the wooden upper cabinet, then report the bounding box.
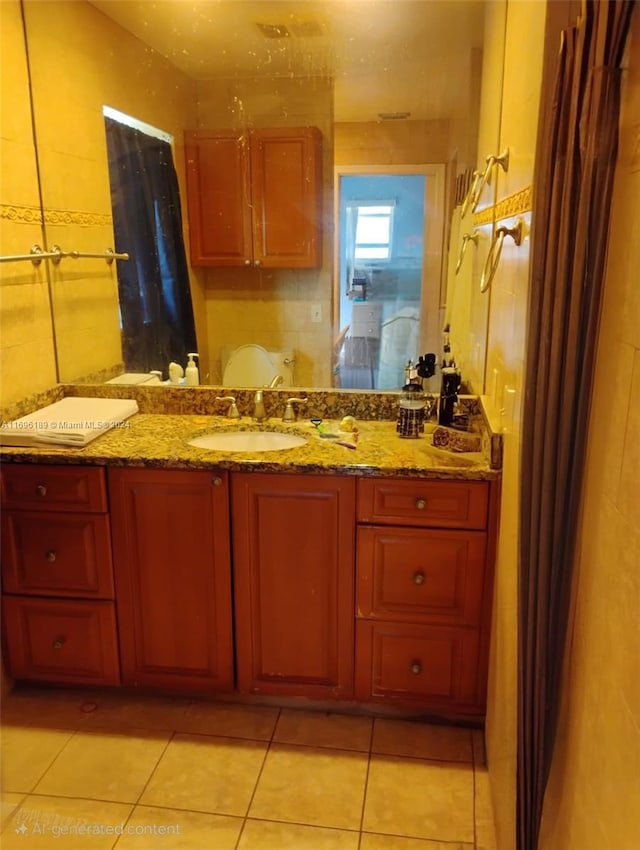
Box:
[108,468,234,694]
[184,127,322,268]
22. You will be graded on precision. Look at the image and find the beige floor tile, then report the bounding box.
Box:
[115,805,243,849]
[1,687,103,729]
[273,709,372,751]
[0,726,73,793]
[33,728,170,803]
[238,818,360,849]
[249,743,368,830]
[372,719,473,762]
[1,792,26,833]
[178,700,278,740]
[361,833,473,850]
[475,765,498,850]
[1,794,132,849]
[83,693,191,732]
[140,733,267,816]
[363,756,474,843]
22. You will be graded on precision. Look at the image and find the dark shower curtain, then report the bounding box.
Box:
[518,2,634,848]
[105,118,197,376]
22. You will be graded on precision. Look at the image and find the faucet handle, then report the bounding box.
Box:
[282,397,308,422]
[215,395,240,419]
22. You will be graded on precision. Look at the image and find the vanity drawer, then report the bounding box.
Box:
[357,478,488,530]
[355,620,480,705]
[356,526,486,625]
[1,512,114,598]
[2,596,120,685]
[1,465,107,513]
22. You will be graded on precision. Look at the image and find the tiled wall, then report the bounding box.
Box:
[0,0,58,407]
[481,2,547,849]
[446,0,508,394]
[539,8,640,848]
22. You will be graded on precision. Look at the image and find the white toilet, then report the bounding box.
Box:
[222,344,294,387]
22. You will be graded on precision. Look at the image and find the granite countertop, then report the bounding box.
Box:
[0,413,500,481]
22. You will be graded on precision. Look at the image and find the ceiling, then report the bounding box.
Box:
[89,0,486,123]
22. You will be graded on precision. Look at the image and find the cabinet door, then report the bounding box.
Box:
[184,130,253,266]
[232,472,355,698]
[109,468,234,693]
[250,127,322,268]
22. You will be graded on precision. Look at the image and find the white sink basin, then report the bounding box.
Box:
[189,430,308,452]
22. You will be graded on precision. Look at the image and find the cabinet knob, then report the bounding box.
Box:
[254,259,261,267]
[244,259,251,266]
[52,638,65,650]
[410,661,422,675]
[212,476,222,487]
[415,498,426,510]
[45,550,57,563]
[413,571,425,585]
[35,484,47,497]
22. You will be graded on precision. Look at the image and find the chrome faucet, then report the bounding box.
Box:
[253,389,267,422]
[268,374,284,388]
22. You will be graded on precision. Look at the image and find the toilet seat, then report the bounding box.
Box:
[223,344,278,387]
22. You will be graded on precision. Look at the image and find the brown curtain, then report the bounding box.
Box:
[518,2,634,849]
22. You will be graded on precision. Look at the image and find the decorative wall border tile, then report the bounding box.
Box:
[0,204,112,228]
[44,209,112,227]
[472,184,533,227]
[0,203,43,224]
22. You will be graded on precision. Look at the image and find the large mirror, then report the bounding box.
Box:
[20,0,506,391]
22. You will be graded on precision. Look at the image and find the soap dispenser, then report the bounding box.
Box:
[185,353,200,386]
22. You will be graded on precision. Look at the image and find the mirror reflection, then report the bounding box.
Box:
[20,0,501,391]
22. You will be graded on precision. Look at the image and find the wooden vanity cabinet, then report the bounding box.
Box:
[185,127,322,268]
[108,468,234,694]
[1,464,120,686]
[231,472,356,699]
[355,477,497,715]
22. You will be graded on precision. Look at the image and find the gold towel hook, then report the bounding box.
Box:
[455,230,480,275]
[461,147,510,219]
[480,216,525,294]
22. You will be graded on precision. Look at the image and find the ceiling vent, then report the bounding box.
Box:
[255,22,290,39]
[378,112,412,120]
[255,18,324,39]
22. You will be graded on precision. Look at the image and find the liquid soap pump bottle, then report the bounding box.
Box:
[185,353,200,386]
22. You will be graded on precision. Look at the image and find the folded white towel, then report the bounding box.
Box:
[0,397,139,448]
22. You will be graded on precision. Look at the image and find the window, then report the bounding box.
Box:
[354,202,395,261]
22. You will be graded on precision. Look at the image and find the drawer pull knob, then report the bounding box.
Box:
[35,484,47,497]
[46,550,57,563]
[410,661,422,675]
[212,476,222,487]
[413,571,426,585]
[415,498,426,510]
[52,638,65,650]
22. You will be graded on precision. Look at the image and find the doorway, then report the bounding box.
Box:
[333,165,445,390]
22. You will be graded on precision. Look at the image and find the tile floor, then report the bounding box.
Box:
[0,687,497,849]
